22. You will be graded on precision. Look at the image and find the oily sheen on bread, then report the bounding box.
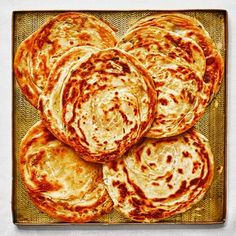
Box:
[127,12,224,101]
[39,46,157,163]
[19,121,113,223]
[40,46,100,145]
[118,27,208,138]
[119,26,206,78]
[14,12,118,107]
[103,129,214,222]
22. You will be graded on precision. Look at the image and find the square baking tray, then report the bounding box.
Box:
[12,9,227,225]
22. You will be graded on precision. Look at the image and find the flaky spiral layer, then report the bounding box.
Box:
[39,46,157,163]
[103,130,214,222]
[19,121,113,223]
[127,13,224,101]
[14,12,118,107]
[118,26,208,138]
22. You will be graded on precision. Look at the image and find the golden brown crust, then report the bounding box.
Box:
[128,12,224,101]
[39,46,157,163]
[118,26,208,138]
[19,121,113,223]
[14,12,118,107]
[103,130,214,222]
[13,32,41,107]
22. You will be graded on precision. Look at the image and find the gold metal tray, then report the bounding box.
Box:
[12,10,227,225]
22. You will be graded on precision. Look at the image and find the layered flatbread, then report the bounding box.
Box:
[14,12,118,107]
[127,12,224,101]
[39,46,157,163]
[103,129,214,222]
[19,121,113,223]
[118,27,208,138]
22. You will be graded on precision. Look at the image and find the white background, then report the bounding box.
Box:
[0,0,235,235]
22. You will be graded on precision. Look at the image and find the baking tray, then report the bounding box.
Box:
[12,9,227,225]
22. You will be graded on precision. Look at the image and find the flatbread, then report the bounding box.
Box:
[14,32,41,107]
[118,27,208,138]
[39,46,100,145]
[103,129,214,222]
[127,12,224,101]
[119,26,206,78]
[14,12,118,107]
[19,121,113,223]
[39,47,157,163]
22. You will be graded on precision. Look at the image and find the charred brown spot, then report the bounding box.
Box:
[169,180,187,198]
[79,32,91,41]
[109,161,118,171]
[141,165,148,172]
[133,108,138,116]
[190,177,200,186]
[30,150,45,166]
[206,56,216,66]
[183,151,191,158]
[167,137,178,143]
[184,137,189,143]
[168,52,177,59]
[42,132,55,143]
[119,61,130,73]
[203,72,211,83]
[166,155,172,163]
[135,147,144,162]
[152,182,160,186]
[24,137,39,151]
[130,197,145,207]
[164,33,178,45]
[187,91,195,104]
[149,162,156,168]
[119,110,129,124]
[132,182,147,199]
[170,94,179,104]
[168,184,173,189]
[178,168,183,174]
[166,174,173,182]
[146,148,151,156]
[192,161,201,174]
[111,57,119,61]
[159,98,168,106]
[108,103,119,112]
[193,141,200,147]
[154,81,165,88]
[21,85,35,100]
[118,183,129,202]
[187,31,194,37]
[37,181,61,192]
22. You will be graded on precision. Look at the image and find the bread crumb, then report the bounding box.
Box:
[194,207,204,211]
[195,213,202,217]
[217,42,223,50]
[217,165,223,174]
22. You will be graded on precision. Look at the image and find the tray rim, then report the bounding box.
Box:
[11,9,228,226]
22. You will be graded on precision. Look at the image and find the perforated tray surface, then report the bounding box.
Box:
[12,10,227,225]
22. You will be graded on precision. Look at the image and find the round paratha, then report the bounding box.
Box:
[39,46,157,163]
[103,129,214,222]
[14,12,118,107]
[19,121,113,223]
[127,12,224,101]
[118,27,208,138]
[39,46,100,145]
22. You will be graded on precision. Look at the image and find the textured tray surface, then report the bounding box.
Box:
[12,10,227,225]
